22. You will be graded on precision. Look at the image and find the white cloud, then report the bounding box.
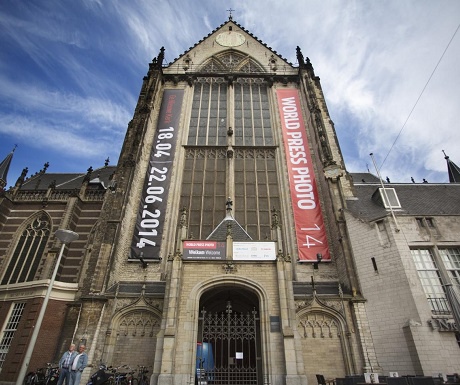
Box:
[0,75,130,130]
[0,114,118,158]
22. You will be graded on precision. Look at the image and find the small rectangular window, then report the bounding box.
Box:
[378,188,401,208]
[371,257,378,272]
[270,316,280,332]
[375,219,390,245]
[416,217,437,232]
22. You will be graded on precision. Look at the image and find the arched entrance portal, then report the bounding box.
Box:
[197,286,262,385]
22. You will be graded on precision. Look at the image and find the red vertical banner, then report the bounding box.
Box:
[276,89,330,261]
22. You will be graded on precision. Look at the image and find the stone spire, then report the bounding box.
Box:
[443,150,460,183]
[0,146,16,191]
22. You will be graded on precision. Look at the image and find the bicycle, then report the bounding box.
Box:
[132,365,150,385]
[106,365,134,385]
[24,363,60,385]
[86,364,114,385]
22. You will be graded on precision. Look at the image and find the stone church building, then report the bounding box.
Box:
[0,17,459,385]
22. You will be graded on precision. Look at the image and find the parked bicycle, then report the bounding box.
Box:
[24,363,60,385]
[86,364,144,385]
[132,365,150,385]
[108,365,134,385]
[86,364,114,385]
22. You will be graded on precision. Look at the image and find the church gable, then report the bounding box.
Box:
[164,20,295,75]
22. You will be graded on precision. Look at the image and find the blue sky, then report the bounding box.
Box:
[1,0,459,187]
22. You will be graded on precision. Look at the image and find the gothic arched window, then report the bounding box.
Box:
[1,213,51,285]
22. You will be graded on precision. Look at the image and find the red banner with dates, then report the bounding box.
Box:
[276,89,330,261]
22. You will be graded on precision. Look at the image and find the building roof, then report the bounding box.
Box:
[105,281,166,296]
[207,212,252,242]
[350,172,380,184]
[19,166,116,191]
[347,172,460,221]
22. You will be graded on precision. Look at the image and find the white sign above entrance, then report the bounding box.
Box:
[233,242,276,261]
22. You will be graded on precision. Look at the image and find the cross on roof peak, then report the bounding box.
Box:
[227,8,235,20]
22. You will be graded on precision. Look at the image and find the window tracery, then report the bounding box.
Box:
[1,213,51,285]
[199,52,265,73]
[118,310,160,337]
[298,313,340,338]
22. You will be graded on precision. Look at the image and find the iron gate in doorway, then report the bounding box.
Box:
[197,301,260,385]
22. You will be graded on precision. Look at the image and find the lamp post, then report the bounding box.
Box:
[313,253,322,270]
[16,229,79,385]
[311,253,322,292]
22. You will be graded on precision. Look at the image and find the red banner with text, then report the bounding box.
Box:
[277,89,330,261]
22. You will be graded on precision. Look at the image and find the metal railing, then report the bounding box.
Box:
[427,296,450,315]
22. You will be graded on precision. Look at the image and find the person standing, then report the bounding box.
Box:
[57,343,76,385]
[69,345,88,385]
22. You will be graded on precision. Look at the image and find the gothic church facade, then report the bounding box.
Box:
[0,17,459,385]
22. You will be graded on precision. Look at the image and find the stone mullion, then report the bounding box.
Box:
[227,79,235,209]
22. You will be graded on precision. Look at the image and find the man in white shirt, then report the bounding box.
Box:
[57,344,76,385]
[69,345,88,385]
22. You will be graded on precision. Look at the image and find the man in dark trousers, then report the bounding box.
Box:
[57,343,77,385]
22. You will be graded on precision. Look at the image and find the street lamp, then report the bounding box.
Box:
[313,253,322,270]
[15,229,79,385]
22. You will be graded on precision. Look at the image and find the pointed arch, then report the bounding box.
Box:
[200,57,227,72]
[199,51,265,73]
[236,56,265,73]
[1,211,52,285]
[105,297,162,368]
[296,298,352,381]
[118,310,160,337]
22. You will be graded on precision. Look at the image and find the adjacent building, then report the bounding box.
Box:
[346,173,460,374]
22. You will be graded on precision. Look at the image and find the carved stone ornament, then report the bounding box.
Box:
[324,165,343,180]
[115,298,135,312]
[223,262,237,274]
